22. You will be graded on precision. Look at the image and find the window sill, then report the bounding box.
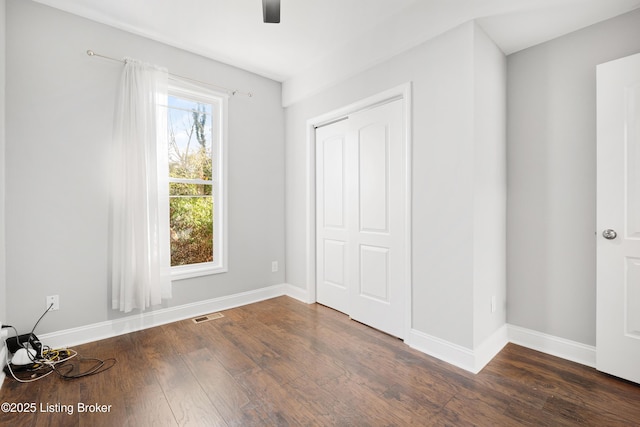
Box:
[171,263,227,281]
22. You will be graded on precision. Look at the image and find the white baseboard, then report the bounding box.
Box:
[474,324,510,372]
[39,284,288,350]
[507,324,596,368]
[406,325,508,374]
[407,329,477,372]
[283,283,313,303]
[407,323,595,374]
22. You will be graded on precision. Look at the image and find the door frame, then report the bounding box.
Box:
[304,83,413,338]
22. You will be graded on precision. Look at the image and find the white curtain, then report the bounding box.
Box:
[110,58,171,313]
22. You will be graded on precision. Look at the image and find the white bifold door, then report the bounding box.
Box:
[316,99,407,339]
[596,52,640,384]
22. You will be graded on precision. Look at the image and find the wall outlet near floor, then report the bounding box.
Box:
[272,261,279,273]
[46,295,60,311]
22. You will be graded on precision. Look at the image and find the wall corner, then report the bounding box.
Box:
[471,19,508,350]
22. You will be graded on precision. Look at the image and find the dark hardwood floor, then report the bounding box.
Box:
[1,296,639,426]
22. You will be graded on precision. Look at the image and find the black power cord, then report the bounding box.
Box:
[3,304,117,382]
[52,356,117,380]
[25,303,54,360]
[3,303,52,361]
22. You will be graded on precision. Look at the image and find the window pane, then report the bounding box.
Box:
[170,182,212,196]
[167,95,213,180]
[169,195,213,266]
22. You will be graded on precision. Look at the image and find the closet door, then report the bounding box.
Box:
[316,118,350,315]
[316,99,406,338]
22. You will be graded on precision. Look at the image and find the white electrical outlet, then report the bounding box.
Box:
[46,295,60,311]
[272,261,278,273]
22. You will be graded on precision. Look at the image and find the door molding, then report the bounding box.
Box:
[304,82,413,338]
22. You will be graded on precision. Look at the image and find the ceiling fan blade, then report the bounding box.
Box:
[262,0,280,23]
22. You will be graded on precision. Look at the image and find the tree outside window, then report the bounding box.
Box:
[167,95,214,266]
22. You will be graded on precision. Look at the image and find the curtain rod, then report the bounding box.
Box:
[86,50,252,97]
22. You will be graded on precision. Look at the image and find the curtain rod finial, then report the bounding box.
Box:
[87,50,95,56]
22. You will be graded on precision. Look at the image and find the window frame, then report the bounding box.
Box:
[166,79,228,281]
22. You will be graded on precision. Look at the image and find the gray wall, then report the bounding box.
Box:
[285,22,506,350]
[507,8,640,345]
[0,0,6,324]
[472,26,507,348]
[5,0,285,334]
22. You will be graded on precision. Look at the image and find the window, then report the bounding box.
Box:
[165,82,227,280]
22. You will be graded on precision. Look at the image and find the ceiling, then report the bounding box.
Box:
[33,0,640,105]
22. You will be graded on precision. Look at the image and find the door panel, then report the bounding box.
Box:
[596,52,640,384]
[322,135,346,229]
[626,83,640,238]
[316,99,406,339]
[323,240,346,286]
[348,100,405,338]
[625,257,640,337]
[359,123,389,233]
[359,245,390,302]
[316,120,350,314]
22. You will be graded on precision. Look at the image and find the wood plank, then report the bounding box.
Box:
[180,347,271,426]
[233,367,321,426]
[147,349,226,426]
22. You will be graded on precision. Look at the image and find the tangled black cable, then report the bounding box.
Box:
[2,303,118,382]
[51,354,117,380]
[4,345,117,382]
